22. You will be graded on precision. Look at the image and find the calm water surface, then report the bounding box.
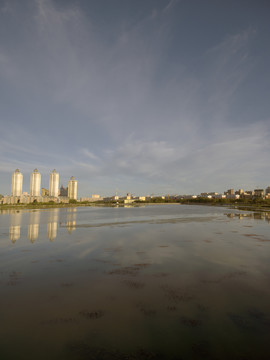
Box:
[0,205,270,360]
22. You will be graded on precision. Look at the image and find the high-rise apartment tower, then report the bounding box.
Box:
[11,169,23,197]
[68,176,77,200]
[30,169,41,197]
[49,169,59,197]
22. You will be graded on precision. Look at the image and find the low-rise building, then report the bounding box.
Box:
[60,185,68,197]
[41,188,49,196]
[254,189,265,198]
[80,195,103,202]
[226,194,240,199]
[224,189,234,196]
[124,193,134,204]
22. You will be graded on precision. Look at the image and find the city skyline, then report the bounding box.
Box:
[1,168,269,202]
[0,0,269,197]
[2,168,78,204]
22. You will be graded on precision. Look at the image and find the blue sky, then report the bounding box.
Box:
[1,0,270,197]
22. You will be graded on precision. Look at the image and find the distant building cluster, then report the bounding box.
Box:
[162,186,270,201]
[1,169,78,204]
[1,170,269,205]
[195,187,270,200]
[80,186,270,203]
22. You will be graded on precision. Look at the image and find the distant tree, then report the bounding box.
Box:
[69,199,77,204]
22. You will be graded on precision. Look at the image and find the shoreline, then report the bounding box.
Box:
[0,201,269,212]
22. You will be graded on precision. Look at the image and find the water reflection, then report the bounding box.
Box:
[6,208,79,243]
[66,208,77,234]
[28,211,40,243]
[1,205,270,359]
[226,212,270,222]
[47,209,59,241]
[9,210,22,243]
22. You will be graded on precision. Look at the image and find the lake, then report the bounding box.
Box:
[0,204,270,360]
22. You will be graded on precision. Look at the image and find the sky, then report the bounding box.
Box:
[0,0,270,197]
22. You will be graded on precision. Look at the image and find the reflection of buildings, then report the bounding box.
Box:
[9,210,22,243]
[226,212,270,223]
[66,208,77,234]
[47,209,59,241]
[28,211,40,243]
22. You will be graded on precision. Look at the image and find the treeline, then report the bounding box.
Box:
[135,197,270,206]
[1,197,270,209]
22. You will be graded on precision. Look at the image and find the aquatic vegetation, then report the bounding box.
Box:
[104,247,122,253]
[180,316,202,327]
[191,341,210,357]
[79,310,105,320]
[152,272,169,278]
[41,317,78,325]
[61,282,73,287]
[139,307,157,317]
[49,258,63,263]
[108,266,140,276]
[67,343,168,360]
[197,304,208,312]
[161,285,194,303]
[247,308,265,320]
[227,313,254,330]
[247,309,270,328]
[94,258,112,264]
[201,270,247,284]
[243,233,263,237]
[6,271,22,286]
[122,280,145,289]
[242,233,270,242]
[133,263,152,268]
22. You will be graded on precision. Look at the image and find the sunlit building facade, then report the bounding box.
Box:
[11,169,23,197]
[49,169,59,198]
[30,169,41,197]
[68,176,77,200]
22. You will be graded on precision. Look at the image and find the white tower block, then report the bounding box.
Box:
[68,176,78,200]
[49,169,59,197]
[11,169,23,197]
[30,169,41,197]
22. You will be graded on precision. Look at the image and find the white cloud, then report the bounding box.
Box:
[79,149,99,161]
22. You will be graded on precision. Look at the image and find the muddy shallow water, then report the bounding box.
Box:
[0,205,270,360]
